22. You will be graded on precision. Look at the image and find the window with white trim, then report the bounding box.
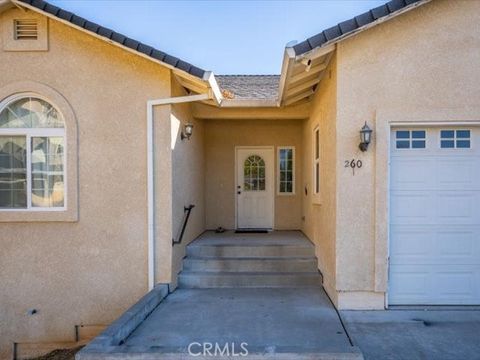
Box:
[313,126,320,195]
[440,129,471,149]
[278,147,294,194]
[395,130,426,149]
[0,96,65,209]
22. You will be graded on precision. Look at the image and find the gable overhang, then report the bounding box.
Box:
[5,0,223,105]
[278,0,432,107]
[278,44,335,107]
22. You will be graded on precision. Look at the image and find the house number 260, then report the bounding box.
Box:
[344,159,362,175]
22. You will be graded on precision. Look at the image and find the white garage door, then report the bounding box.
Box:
[389,127,480,305]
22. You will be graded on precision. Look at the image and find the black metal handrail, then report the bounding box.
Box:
[172,204,195,245]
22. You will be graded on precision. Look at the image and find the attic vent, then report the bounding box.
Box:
[14,19,38,40]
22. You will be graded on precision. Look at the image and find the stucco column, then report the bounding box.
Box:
[154,105,173,284]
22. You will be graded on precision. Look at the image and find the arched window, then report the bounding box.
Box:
[0,95,65,209]
[243,155,265,191]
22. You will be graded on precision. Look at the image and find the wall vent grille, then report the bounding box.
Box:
[14,19,38,40]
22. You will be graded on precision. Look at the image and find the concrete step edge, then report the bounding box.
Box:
[179,271,321,276]
[187,249,315,256]
[183,256,317,261]
[188,244,314,248]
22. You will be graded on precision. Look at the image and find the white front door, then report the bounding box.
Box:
[389,127,480,305]
[236,147,274,229]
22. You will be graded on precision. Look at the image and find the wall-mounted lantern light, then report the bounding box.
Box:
[359,122,373,152]
[181,123,194,141]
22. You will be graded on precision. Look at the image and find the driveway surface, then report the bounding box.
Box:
[341,309,480,360]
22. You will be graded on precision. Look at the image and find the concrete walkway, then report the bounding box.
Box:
[78,286,362,359]
[124,288,361,358]
[341,309,480,360]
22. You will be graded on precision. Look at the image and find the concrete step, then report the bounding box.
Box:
[183,257,318,273]
[186,244,315,258]
[178,271,322,288]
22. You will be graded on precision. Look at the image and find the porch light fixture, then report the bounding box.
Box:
[181,123,194,141]
[359,122,373,152]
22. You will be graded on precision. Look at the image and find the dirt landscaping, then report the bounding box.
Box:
[28,346,83,360]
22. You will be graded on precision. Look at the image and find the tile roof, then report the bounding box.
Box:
[216,75,280,100]
[293,0,424,55]
[17,0,206,78]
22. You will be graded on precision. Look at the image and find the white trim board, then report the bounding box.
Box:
[276,146,296,196]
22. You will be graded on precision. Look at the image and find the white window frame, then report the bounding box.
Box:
[0,93,67,212]
[313,126,320,198]
[439,128,473,149]
[277,146,295,196]
[394,129,427,150]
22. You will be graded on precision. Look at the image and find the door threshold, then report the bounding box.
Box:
[235,229,270,234]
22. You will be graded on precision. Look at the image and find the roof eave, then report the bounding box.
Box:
[11,0,214,94]
[278,0,432,107]
[296,0,431,61]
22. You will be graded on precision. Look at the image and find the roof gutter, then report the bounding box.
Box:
[202,71,223,106]
[146,93,210,291]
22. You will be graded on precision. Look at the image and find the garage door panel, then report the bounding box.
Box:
[390,190,480,225]
[389,267,430,303]
[390,191,433,224]
[436,191,480,224]
[437,230,478,262]
[436,158,478,190]
[391,225,480,265]
[433,271,476,302]
[389,264,480,305]
[390,227,433,262]
[390,157,435,190]
[389,127,480,305]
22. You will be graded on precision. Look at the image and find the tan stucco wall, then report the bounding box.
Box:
[334,0,480,308]
[301,55,338,303]
[204,119,303,230]
[1,5,478,354]
[0,9,173,359]
[170,78,206,287]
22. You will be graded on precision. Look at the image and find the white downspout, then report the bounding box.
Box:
[147,93,210,291]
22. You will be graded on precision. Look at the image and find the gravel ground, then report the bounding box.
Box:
[28,346,83,360]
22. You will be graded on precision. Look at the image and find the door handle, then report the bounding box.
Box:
[237,191,241,195]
